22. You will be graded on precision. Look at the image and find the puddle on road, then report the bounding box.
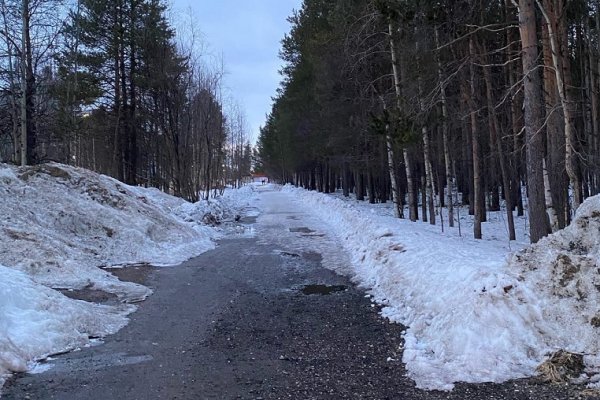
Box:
[301,284,347,295]
[57,286,119,304]
[289,227,315,234]
[278,250,302,258]
[103,264,156,285]
[301,251,322,262]
[239,215,257,224]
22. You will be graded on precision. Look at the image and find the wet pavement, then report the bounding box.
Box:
[3,186,598,399]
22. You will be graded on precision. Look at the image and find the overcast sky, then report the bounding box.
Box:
[170,0,302,144]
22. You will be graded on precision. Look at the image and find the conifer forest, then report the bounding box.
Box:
[5,1,600,397]
[0,0,252,202]
[258,0,600,243]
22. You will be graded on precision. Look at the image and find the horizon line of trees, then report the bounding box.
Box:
[0,0,253,201]
[258,0,600,243]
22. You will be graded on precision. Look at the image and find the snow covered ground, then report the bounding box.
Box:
[0,162,256,389]
[3,162,599,393]
[281,184,600,390]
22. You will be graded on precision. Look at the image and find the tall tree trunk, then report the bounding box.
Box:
[584,23,598,195]
[1,1,20,163]
[481,45,516,240]
[519,0,551,243]
[20,0,29,166]
[416,26,435,225]
[536,0,581,210]
[469,37,482,239]
[368,167,375,204]
[23,0,36,164]
[506,0,525,217]
[324,162,330,193]
[120,23,129,182]
[582,22,594,197]
[509,77,525,218]
[459,80,475,215]
[384,116,402,216]
[542,157,559,231]
[385,19,404,219]
[356,171,364,200]
[421,176,427,222]
[404,149,417,221]
[435,26,454,227]
[112,2,124,181]
[596,0,600,194]
[342,161,350,197]
[540,6,567,228]
[127,0,137,184]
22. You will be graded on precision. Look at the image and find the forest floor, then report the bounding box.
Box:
[3,185,597,399]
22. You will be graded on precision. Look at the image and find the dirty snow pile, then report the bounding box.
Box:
[173,185,259,227]
[282,185,600,390]
[0,163,213,299]
[508,198,600,388]
[0,162,255,387]
[0,265,130,386]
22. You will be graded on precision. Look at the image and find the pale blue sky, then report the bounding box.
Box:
[170,0,302,143]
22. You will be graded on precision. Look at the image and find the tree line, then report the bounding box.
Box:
[257,0,600,243]
[0,0,252,201]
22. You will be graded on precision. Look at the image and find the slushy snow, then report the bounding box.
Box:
[3,161,600,392]
[281,185,600,390]
[0,162,256,388]
[0,265,130,380]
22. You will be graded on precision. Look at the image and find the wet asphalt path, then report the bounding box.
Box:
[3,187,596,399]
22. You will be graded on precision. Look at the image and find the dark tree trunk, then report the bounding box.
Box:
[519,0,551,243]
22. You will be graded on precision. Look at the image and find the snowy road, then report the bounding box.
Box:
[2,186,587,399]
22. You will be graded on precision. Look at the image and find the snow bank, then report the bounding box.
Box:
[0,162,257,387]
[0,163,216,300]
[0,264,130,388]
[173,185,258,227]
[508,196,600,386]
[282,185,600,390]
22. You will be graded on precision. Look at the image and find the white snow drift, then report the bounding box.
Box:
[3,160,598,392]
[0,162,256,388]
[282,185,600,390]
[0,163,215,300]
[0,265,130,381]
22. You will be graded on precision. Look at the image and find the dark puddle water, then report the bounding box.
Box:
[240,215,257,224]
[289,227,314,234]
[57,287,119,304]
[280,251,301,258]
[301,284,347,295]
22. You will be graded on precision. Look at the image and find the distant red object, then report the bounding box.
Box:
[252,174,269,184]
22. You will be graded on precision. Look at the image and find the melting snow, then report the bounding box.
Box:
[282,185,600,390]
[0,162,256,388]
[3,162,599,392]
